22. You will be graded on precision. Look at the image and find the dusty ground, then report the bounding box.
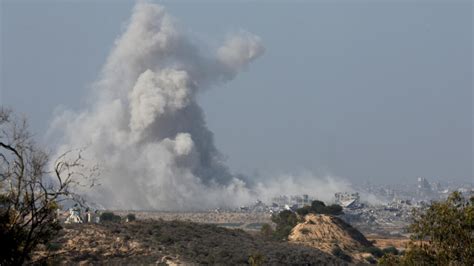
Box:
[288,214,375,263]
[33,219,347,265]
[366,235,410,250]
[113,211,272,224]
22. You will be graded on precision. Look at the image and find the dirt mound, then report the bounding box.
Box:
[289,214,373,261]
[33,219,347,265]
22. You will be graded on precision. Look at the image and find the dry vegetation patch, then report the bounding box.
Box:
[33,219,347,265]
[288,214,374,263]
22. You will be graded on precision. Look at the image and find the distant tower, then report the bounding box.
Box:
[417,177,432,198]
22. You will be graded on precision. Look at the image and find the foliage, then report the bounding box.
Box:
[271,200,343,241]
[382,246,398,255]
[365,255,377,264]
[361,246,384,258]
[259,223,273,239]
[248,252,264,266]
[0,108,97,265]
[126,213,136,222]
[46,241,62,251]
[377,253,401,265]
[295,205,311,216]
[299,228,310,235]
[331,246,352,262]
[296,200,343,216]
[271,210,299,241]
[379,191,473,265]
[325,204,343,215]
[405,191,473,265]
[100,212,122,222]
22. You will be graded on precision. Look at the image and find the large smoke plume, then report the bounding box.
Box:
[51,3,351,210]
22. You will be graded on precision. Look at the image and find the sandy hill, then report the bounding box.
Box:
[33,219,347,265]
[289,214,373,262]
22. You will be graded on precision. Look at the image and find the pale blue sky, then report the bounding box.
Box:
[1,0,472,184]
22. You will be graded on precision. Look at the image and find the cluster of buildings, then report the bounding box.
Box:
[340,199,421,236]
[341,177,473,235]
[234,195,316,214]
[334,192,361,208]
[60,177,472,235]
[361,177,473,204]
[270,194,314,210]
[233,177,473,236]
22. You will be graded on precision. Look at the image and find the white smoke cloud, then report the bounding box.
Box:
[50,2,350,210]
[255,172,354,204]
[218,31,264,73]
[129,69,192,134]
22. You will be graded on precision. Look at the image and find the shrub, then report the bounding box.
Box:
[100,212,121,222]
[260,223,273,239]
[126,213,136,222]
[295,200,343,216]
[378,253,401,265]
[295,206,311,216]
[405,191,473,265]
[365,255,377,264]
[300,228,311,235]
[311,200,326,213]
[379,192,473,265]
[46,242,62,251]
[382,246,398,255]
[325,204,343,215]
[248,252,264,266]
[271,210,299,241]
[361,246,384,258]
[331,246,352,262]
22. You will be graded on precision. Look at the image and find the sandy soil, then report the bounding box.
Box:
[366,235,411,250]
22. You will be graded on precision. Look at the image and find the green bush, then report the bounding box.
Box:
[311,200,326,213]
[378,253,401,265]
[46,242,62,251]
[325,204,343,215]
[300,228,311,235]
[296,200,343,216]
[382,246,398,255]
[271,210,299,241]
[248,252,264,266]
[260,223,273,239]
[331,246,352,262]
[379,192,473,266]
[126,213,136,222]
[361,246,384,258]
[100,212,121,222]
[295,206,311,216]
[365,255,377,264]
[403,191,473,265]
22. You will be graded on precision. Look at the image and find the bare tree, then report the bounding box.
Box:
[0,107,98,265]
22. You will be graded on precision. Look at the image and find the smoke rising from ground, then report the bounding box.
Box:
[51,3,350,210]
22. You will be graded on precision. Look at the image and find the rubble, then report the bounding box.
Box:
[335,192,360,208]
[64,207,83,224]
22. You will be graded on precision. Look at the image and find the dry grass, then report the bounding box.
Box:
[366,235,411,250]
[33,219,347,265]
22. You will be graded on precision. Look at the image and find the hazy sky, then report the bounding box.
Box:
[1,0,472,184]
